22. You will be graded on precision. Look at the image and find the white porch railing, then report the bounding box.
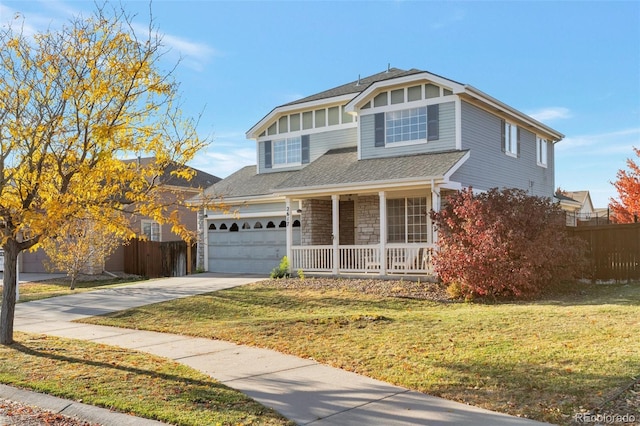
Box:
[291,244,435,275]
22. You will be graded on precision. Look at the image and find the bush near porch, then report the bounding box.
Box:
[431,188,588,300]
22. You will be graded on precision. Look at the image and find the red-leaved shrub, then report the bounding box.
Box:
[430,188,587,300]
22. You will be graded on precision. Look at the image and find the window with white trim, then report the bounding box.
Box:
[273,136,301,166]
[537,136,548,167]
[386,107,427,144]
[387,197,429,243]
[503,121,518,156]
[141,220,160,241]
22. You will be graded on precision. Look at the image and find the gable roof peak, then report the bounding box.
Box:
[282,67,426,107]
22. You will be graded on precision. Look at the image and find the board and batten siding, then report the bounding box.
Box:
[451,101,555,198]
[359,101,456,160]
[258,127,357,174]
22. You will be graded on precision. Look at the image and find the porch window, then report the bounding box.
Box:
[387,197,429,243]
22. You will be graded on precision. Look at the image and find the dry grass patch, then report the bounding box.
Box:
[0,332,291,425]
[1,274,144,303]
[81,278,640,424]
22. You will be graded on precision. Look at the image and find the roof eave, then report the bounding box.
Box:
[344,72,466,113]
[274,176,449,198]
[461,86,565,142]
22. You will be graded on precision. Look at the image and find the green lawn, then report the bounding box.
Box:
[0,333,291,425]
[81,279,640,424]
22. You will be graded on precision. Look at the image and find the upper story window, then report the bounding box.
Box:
[502,121,519,157]
[375,104,439,147]
[273,136,301,166]
[537,136,548,167]
[386,107,427,143]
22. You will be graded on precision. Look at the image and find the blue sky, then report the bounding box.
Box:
[2,1,639,208]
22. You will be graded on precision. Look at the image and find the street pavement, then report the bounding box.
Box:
[4,273,551,425]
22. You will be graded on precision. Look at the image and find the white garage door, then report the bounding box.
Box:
[207,217,300,274]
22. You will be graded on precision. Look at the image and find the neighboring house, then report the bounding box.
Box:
[555,190,609,226]
[19,159,220,274]
[194,67,563,276]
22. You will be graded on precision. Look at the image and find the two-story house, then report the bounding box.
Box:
[195,68,563,276]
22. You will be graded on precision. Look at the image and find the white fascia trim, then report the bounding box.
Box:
[443,151,470,181]
[462,85,565,142]
[274,176,447,198]
[246,93,356,139]
[206,211,299,220]
[344,72,466,113]
[455,97,463,150]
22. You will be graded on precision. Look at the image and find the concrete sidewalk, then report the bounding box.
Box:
[10,273,550,425]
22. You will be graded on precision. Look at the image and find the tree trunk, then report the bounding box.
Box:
[1,239,19,345]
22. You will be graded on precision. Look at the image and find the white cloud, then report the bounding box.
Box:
[528,107,572,122]
[557,127,640,153]
[189,136,256,179]
[157,33,217,71]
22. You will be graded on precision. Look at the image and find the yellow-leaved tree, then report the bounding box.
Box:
[41,215,124,290]
[0,4,207,344]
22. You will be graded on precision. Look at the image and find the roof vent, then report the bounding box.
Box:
[386,63,391,73]
[356,74,361,86]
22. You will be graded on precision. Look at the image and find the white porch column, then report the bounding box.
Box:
[285,197,293,271]
[332,194,339,275]
[431,182,441,244]
[378,191,387,275]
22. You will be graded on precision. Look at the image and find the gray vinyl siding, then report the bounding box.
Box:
[451,101,555,198]
[360,101,456,160]
[258,127,357,174]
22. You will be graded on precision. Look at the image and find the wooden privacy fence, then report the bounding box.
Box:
[568,223,640,282]
[124,239,196,278]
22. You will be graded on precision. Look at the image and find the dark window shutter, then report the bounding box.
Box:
[264,140,272,169]
[500,120,506,152]
[516,127,521,157]
[301,135,310,164]
[427,104,439,141]
[374,113,385,147]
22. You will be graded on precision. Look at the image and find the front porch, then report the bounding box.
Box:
[283,184,450,278]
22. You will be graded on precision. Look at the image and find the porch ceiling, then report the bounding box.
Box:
[273,147,469,196]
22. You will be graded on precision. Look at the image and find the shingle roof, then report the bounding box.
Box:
[122,157,221,189]
[199,148,469,200]
[274,147,469,191]
[200,165,299,199]
[282,68,425,107]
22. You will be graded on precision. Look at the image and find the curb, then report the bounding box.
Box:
[0,384,166,425]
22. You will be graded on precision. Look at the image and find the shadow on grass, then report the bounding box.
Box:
[9,341,227,390]
[429,358,640,423]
